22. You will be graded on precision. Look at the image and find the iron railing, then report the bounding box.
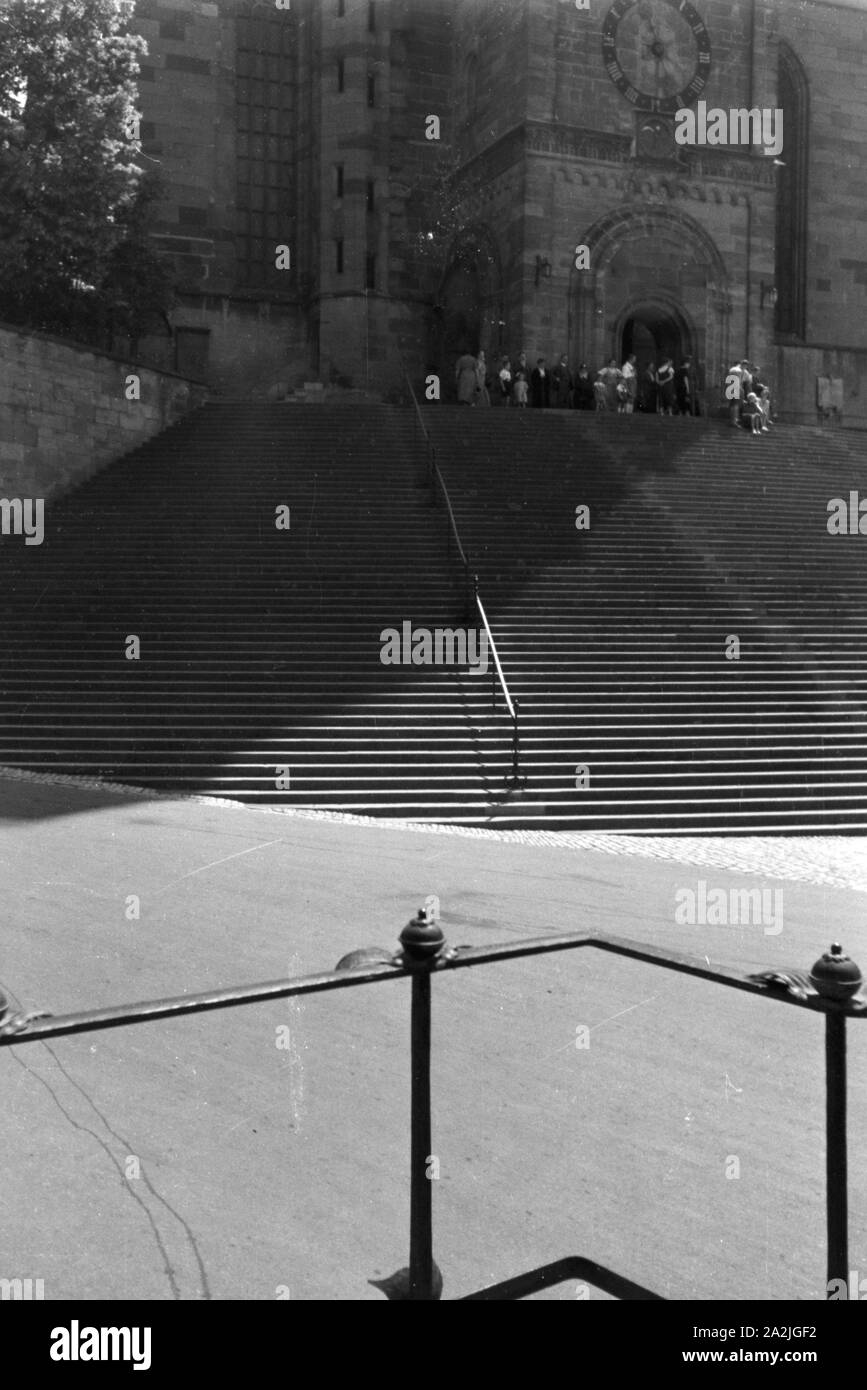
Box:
[1,909,863,1300]
[404,370,522,786]
[473,580,521,785]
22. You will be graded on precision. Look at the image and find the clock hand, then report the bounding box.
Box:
[646,0,665,41]
[637,0,659,41]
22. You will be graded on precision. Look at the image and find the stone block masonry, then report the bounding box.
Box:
[0,324,208,500]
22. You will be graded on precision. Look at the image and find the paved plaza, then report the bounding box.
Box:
[1,768,864,1300]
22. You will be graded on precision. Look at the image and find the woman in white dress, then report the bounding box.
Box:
[598,357,622,412]
[475,350,491,406]
[620,353,637,414]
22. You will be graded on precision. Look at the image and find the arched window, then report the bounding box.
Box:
[235,3,295,289]
[775,43,809,339]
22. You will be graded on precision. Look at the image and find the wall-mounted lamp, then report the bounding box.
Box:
[760,281,778,310]
[534,255,552,286]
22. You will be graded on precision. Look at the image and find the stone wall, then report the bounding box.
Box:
[0,324,208,499]
[134,0,239,297]
[134,0,309,393]
[167,295,311,397]
[530,0,767,137]
[773,342,867,429]
[776,0,867,350]
[387,0,453,380]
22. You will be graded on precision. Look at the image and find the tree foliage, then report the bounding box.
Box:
[405,147,485,279]
[0,0,169,345]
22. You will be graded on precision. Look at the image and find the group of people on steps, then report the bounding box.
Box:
[454,350,702,415]
[727,358,774,435]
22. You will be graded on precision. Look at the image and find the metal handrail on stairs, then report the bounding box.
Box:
[403,371,523,786]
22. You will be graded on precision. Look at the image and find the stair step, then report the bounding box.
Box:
[2,406,864,831]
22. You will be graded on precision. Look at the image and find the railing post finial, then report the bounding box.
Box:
[400,909,446,965]
[810,943,863,1001]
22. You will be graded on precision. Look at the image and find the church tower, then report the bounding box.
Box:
[131,0,867,424]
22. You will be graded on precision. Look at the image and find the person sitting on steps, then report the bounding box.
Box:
[750,366,772,430]
[743,391,764,435]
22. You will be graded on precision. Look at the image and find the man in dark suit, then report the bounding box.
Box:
[572,363,595,410]
[674,356,694,416]
[530,357,550,408]
[550,354,572,408]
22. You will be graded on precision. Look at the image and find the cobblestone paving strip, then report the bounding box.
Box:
[0,763,864,894]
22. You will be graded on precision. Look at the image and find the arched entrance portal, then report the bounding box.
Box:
[621,307,690,378]
[432,223,504,396]
[572,206,731,398]
[439,263,483,360]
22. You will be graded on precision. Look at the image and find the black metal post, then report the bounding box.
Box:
[464,563,474,624]
[510,700,520,783]
[825,1012,848,1295]
[809,942,862,1300]
[409,968,434,1300]
[399,911,446,1301]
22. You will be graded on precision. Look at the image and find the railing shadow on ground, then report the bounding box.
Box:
[1,906,863,1300]
[404,372,524,790]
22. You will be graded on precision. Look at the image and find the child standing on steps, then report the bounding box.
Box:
[512,370,528,407]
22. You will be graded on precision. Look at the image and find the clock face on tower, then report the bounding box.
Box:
[601,0,712,114]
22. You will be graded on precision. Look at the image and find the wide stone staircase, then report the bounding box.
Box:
[0,405,510,819]
[429,408,867,831]
[0,403,864,831]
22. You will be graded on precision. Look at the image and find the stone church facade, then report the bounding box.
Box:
[133,0,867,426]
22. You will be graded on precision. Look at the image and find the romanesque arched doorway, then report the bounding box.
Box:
[571,205,730,395]
[619,300,694,375]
